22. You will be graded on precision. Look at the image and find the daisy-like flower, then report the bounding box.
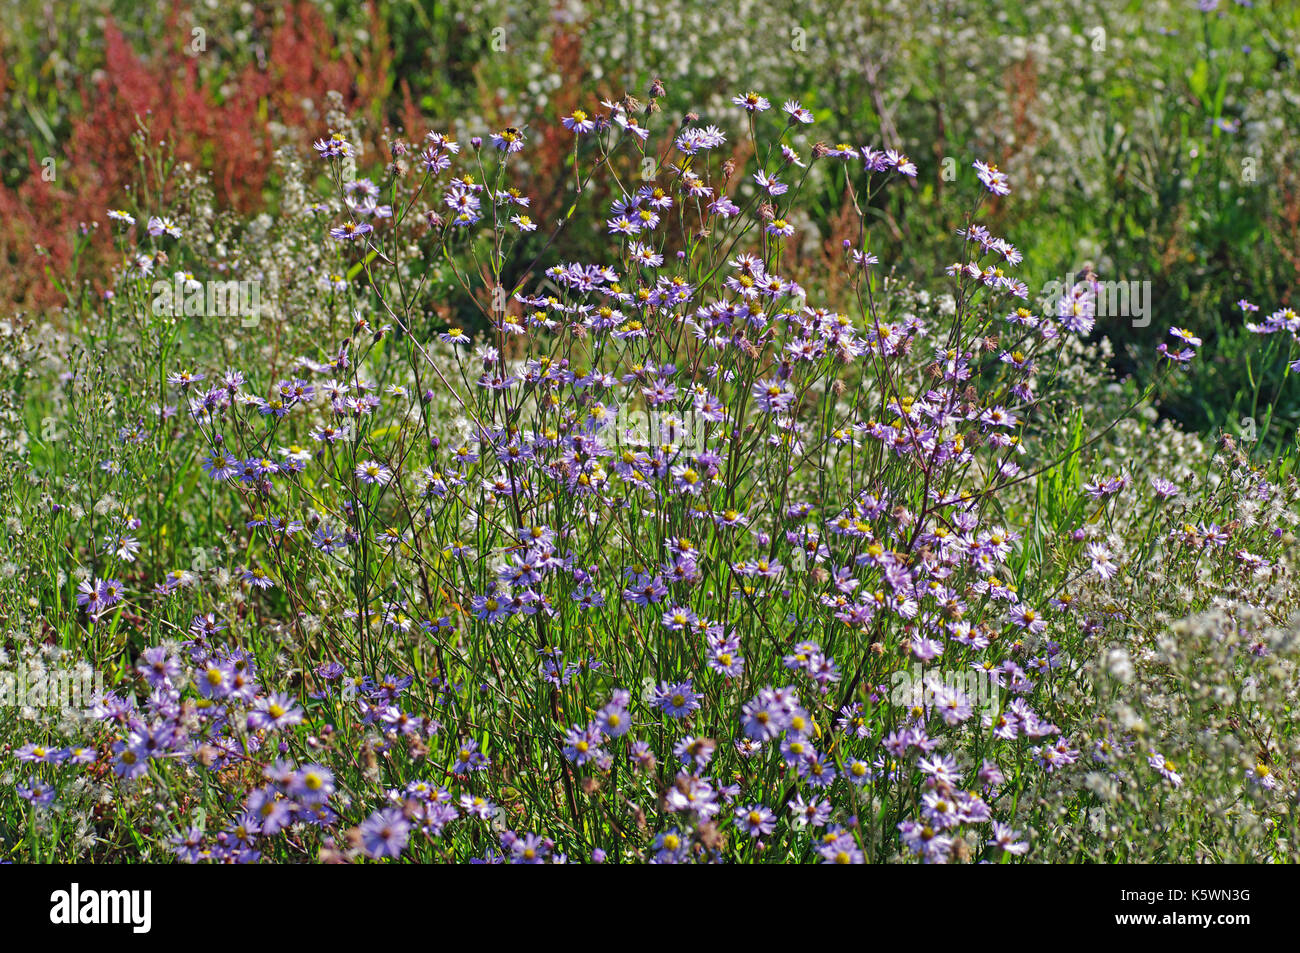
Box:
[18,778,56,807]
[425,131,460,154]
[167,369,206,390]
[1157,342,1196,364]
[110,736,150,780]
[614,111,650,142]
[562,723,605,765]
[818,832,865,864]
[860,146,891,173]
[654,680,702,717]
[355,459,392,484]
[979,405,1018,429]
[16,743,66,764]
[674,734,716,769]
[732,91,771,112]
[708,195,740,217]
[782,100,814,124]
[248,692,304,731]
[202,448,240,481]
[452,739,489,773]
[790,794,833,828]
[661,605,699,632]
[359,807,410,859]
[313,132,353,158]
[628,241,664,268]
[885,150,918,177]
[1247,761,1279,791]
[241,565,274,590]
[1150,476,1179,499]
[510,832,551,864]
[735,803,776,838]
[780,144,806,168]
[1085,542,1120,580]
[1008,604,1047,634]
[849,249,879,269]
[752,377,794,413]
[607,214,640,236]
[596,693,632,737]
[1057,288,1096,334]
[989,821,1030,855]
[457,792,494,821]
[752,170,788,196]
[147,216,182,238]
[561,109,596,134]
[472,589,514,623]
[330,221,374,241]
[491,127,527,153]
[289,764,335,803]
[1148,751,1183,787]
[196,658,234,699]
[973,159,1011,196]
[78,577,124,618]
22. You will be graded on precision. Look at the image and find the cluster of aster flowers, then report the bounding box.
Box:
[9,78,1300,866]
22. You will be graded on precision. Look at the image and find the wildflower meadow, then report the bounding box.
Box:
[1,1,1298,899]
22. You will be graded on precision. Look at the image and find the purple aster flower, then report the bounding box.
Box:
[735,803,776,838]
[359,807,411,859]
[654,680,702,718]
[247,693,304,731]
